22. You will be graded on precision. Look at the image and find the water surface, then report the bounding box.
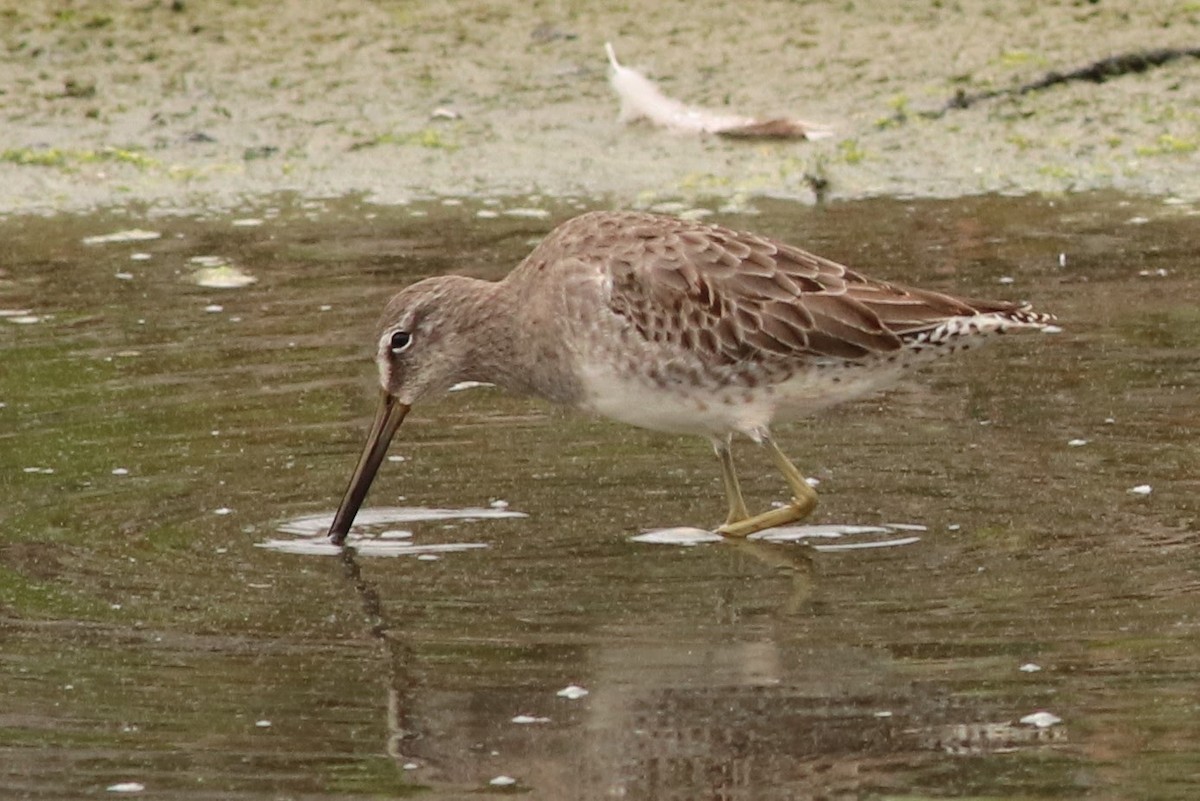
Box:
[2,193,1198,799]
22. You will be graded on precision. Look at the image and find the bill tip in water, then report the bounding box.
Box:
[325,393,410,549]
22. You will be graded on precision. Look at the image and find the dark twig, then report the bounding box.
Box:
[893,47,1200,124]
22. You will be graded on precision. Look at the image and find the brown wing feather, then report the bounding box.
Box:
[562,211,1024,365]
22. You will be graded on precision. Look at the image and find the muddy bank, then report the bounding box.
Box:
[1,0,1197,214]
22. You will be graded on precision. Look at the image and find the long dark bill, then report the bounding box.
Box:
[328,390,411,545]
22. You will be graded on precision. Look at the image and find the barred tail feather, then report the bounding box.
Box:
[902,308,1058,351]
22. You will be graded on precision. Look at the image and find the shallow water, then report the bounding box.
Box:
[2,193,1198,799]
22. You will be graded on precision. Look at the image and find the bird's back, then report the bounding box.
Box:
[502,211,1052,436]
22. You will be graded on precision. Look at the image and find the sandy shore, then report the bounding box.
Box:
[1,0,1197,214]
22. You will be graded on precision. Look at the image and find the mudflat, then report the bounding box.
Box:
[1,0,1197,214]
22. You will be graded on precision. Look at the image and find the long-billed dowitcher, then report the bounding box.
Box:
[326,211,1053,545]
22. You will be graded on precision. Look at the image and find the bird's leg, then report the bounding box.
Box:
[713,437,751,526]
[717,435,819,538]
[765,435,819,517]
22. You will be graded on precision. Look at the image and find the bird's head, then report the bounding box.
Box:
[327,276,483,544]
[373,276,483,404]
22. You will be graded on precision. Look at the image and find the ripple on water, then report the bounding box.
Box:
[258,506,526,557]
[631,523,923,551]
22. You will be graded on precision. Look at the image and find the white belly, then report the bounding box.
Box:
[576,360,902,439]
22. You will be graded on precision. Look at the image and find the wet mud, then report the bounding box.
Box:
[1,1,1198,214]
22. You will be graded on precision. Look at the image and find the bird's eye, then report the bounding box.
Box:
[389,330,413,353]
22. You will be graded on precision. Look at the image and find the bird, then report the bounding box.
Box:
[326,210,1053,545]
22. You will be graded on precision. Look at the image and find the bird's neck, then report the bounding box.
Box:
[452,279,519,385]
[452,278,583,405]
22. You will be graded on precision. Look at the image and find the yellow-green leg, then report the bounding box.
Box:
[714,437,751,527]
[716,435,819,538]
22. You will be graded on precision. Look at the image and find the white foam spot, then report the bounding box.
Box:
[106,783,145,793]
[255,719,271,728]
[511,714,550,724]
[83,229,160,245]
[232,218,264,227]
[630,527,722,546]
[556,685,588,700]
[1019,663,1042,673]
[1127,484,1152,496]
[193,265,257,288]
[378,529,412,540]
[1067,439,1088,447]
[489,776,517,787]
[1019,711,1062,729]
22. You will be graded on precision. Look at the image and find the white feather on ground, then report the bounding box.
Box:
[604,43,832,141]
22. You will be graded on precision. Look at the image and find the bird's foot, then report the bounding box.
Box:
[716,494,816,538]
